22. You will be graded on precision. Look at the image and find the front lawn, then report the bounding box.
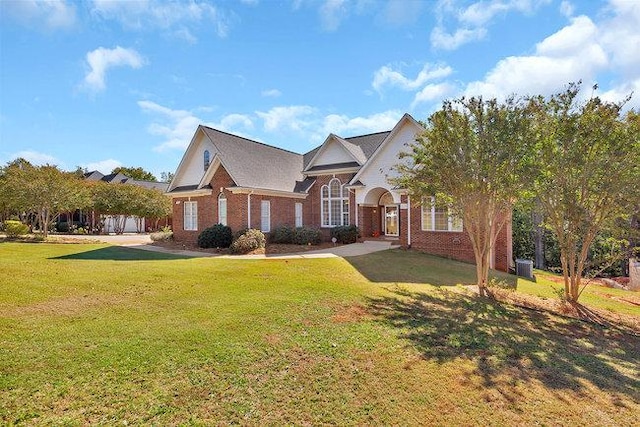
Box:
[1,243,638,425]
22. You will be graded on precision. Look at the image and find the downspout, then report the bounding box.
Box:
[351,188,358,228]
[247,190,254,229]
[407,194,411,247]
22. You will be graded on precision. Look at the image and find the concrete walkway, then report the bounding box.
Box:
[67,234,398,259]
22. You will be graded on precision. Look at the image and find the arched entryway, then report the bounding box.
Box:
[358,187,400,239]
[379,191,398,236]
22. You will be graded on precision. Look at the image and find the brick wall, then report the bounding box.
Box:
[404,196,512,272]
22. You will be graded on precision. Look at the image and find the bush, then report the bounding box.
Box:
[293,227,322,245]
[150,231,174,242]
[331,225,359,244]
[197,224,233,248]
[56,222,70,233]
[270,225,295,244]
[5,220,29,237]
[230,229,266,254]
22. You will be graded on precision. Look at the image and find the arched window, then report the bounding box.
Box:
[321,178,349,227]
[204,150,210,172]
[218,192,227,226]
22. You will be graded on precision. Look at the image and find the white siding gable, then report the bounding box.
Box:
[354,120,421,205]
[173,131,217,188]
[311,138,356,167]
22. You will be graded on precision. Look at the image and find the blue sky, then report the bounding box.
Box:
[1,0,639,180]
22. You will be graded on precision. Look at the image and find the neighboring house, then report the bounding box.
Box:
[168,113,512,271]
[84,171,171,233]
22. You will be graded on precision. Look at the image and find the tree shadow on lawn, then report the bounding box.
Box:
[367,287,640,404]
[346,250,517,287]
[51,246,191,261]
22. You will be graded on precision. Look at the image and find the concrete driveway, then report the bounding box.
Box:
[64,233,153,246]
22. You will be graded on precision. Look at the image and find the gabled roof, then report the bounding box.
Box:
[303,131,390,172]
[200,126,305,193]
[349,113,423,185]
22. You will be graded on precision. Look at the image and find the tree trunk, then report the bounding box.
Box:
[532,210,545,269]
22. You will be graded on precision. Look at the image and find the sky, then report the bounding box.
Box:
[1,0,639,180]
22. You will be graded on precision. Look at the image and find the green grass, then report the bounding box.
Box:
[1,243,639,425]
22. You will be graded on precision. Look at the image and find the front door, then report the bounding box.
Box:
[384,205,399,236]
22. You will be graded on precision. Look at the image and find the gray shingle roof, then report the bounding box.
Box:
[344,131,390,159]
[201,126,305,193]
[84,170,169,192]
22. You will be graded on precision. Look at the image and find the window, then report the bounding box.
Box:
[421,197,463,232]
[218,193,227,226]
[261,200,271,232]
[204,150,210,171]
[295,202,303,228]
[320,178,349,227]
[184,201,198,231]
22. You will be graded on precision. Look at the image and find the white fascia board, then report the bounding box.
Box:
[197,156,221,189]
[227,186,308,199]
[169,189,213,198]
[304,166,361,176]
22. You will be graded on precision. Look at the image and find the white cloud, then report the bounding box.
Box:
[321,111,403,137]
[84,159,122,174]
[256,106,317,133]
[373,63,453,92]
[219,114,254,130]
[90,0,232,39]
[83,46,145,92]
[255,105,402,144]
[261,89,282,98]
[9,150,60,166]
[139,101,254,151]
[412,82,456,107]
[458,0,538,27]
[0,0,76,30]
[430,26,487,50]
[461,14,614,100]
[431,0,548,50]
[319,0,348,31]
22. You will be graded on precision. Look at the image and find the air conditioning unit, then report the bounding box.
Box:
[515,259,534,279]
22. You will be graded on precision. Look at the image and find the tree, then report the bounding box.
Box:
[160,171,174,183]
[530,84,640,302]
[393,96,535,295]
[111,166,157,182]
[1,162,91,237]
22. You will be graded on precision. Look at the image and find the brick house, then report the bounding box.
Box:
[168,113,512,271]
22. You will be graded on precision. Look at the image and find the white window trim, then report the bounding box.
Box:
[261,200,271,233]
[320,178,350,228]
[218,193,227,226]
[295,202,303,228]
[421,197,463,232]
[184,201,198,231]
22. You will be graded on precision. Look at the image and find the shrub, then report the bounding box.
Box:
[197,224,233,248]
[150,231,173,242]
[270,225,295,244]
[233,228,249,240]
[293,227,322,245]
[5,220,29,237]
[56,222,69,233]
[230,229,266,254]
[331,225,359,244]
